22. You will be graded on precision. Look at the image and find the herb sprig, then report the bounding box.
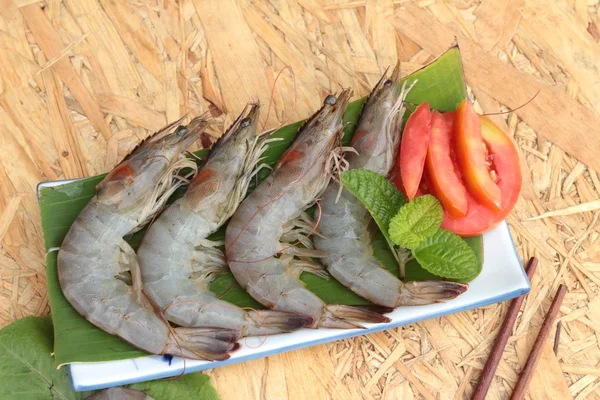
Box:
[342,169,482,282]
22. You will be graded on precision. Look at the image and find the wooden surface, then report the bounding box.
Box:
[1,0,600,399]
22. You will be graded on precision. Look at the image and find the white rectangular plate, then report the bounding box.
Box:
[38,180,529,392]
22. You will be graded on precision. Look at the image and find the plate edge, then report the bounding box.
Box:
[70,284,530,391]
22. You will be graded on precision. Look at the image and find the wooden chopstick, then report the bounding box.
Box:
[510,283,568,400]
[471,257,538,400]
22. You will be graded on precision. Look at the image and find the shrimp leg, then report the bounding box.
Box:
[117,239,145,304]
[281,255,330,280]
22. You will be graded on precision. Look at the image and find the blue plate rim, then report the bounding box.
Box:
[70,282,530,391]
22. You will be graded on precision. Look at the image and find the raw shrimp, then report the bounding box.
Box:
[138,104,312,336]
[57,117,240,361]
[313,65,468,308]
[225,90,391,329]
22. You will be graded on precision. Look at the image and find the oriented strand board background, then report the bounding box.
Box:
[1,0,600,399]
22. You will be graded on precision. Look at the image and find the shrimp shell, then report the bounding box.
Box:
[58,118,240,361]
[225,90,391,329]
[138,104,312,337]
[314,65,468,308]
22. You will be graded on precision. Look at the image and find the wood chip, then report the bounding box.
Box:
[391,3,600,175]
[95,94,166,131]
[4,1,600,398]
[42,70,87,178]
[518,1,600,114]
[528,200,600,220]
[0,196,21,245]
[21,4,113,140]
[193,0,274,128]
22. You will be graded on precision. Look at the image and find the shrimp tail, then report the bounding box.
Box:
[166,327,241,361]
[398,281,469,306]
[243,310,314,336]
[321,305,391,329]
[351,304,395,314]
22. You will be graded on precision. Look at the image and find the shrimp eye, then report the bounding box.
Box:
[325,95,337,105]
[384,80,393,88]
[175,126,188,136]
[240,117,251,128]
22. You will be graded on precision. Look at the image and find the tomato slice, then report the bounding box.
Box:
[441,115,522,236]
[455,100,502,213]
[442,110,455,126]
[398,102,431,200]
[425,110,468,218]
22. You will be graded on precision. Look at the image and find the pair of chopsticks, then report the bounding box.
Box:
[472,257,567,400]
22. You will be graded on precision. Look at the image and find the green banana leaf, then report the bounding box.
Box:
[0,317,219,400]
[40,46,473,365]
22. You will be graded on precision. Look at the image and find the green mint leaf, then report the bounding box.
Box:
[388,195,443,249]
[0,316,220,400]
[405,235,484,283]
[341,169,406,244]
[413,230,480,280]
[458,236,485,281]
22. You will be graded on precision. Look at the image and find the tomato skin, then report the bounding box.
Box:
[425,111,468,218]
[440,192,495,236]
[399,102,431,200]
[455,100,502,213]
[441,115,522,236]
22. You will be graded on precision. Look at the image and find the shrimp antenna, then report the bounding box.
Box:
[482,89,540,116]
[262,65,298,132]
